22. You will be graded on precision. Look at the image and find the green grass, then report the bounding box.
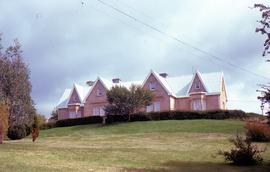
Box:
[0,120,269,172]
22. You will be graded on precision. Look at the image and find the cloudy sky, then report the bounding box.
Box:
[0,0,269,118]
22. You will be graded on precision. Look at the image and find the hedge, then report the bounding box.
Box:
[107,110,247,123]
[51,110,248,128]
[55,116,103,127]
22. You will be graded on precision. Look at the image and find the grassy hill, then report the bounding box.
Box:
[0,120,269,172]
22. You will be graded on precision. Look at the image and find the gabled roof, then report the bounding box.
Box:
[83,77,143,103]
[56,88,71,109]
[73,83,90,102]
[56,70,225,109]
[142,70,174,96]
[187,71,208,93]
[143,70,224,97]
[56,83,91,109]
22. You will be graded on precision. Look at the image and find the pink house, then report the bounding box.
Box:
[56,70,227,120]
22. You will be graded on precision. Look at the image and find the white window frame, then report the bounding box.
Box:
[96,89,103,96]
[93,106,105,116]
[69,111,76,118]
[192,99,206,111]
[146,101,161,112]
[146,104,154,112]
[149,82,156,91]
[153,102,160,112]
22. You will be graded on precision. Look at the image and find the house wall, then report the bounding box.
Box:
[189,74,207,93]
[219,78,227,109]
[68,89,81,104]
[58,108,69,120]
[175,97,190,110]
[84,80,108,116]
[205,94,220,110]
[142,73,170,111]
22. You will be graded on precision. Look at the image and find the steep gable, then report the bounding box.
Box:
[142,70,173,96]
[68,88,81,104]
[188,72,207,93]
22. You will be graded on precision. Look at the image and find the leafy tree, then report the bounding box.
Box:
[254,3,270,59]
[0,34,35,139]
[254,4,270,123]
[48,110,58,122]
[105,85,153,121]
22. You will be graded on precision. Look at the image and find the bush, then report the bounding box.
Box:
[109,110,247,123]
[105,114,129,124]
[55,116,103,127]
[219,134,265,165]
[245,121,270,142]
[7,125,28,140]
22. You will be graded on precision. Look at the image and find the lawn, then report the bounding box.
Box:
[0,120,269,172]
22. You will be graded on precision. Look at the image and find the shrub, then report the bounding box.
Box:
[129,110,246,123]
[106,114,129,124]
[40,121,56,130]
[55,116,103,127]
[219,134,265,165]
[245,121,270,142]
[7,125,28,140]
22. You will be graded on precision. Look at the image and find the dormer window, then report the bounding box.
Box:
[73,96,78,102]
[195,82,200,89]
[149,82,156,91]
[96,88,103,96]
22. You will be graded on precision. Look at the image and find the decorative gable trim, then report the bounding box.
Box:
[142,70,172,96]
[67,84,82,105]
[220,72,228,101]
[187,71,208,94]
[83,77,109,103]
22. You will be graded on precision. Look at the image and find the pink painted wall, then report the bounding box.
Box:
[175,97,190,110]
[58,108,69,120]
[142,73,170,111]
[205,94,220,110]
[68,88,81,104]
[189,74,207,93]
[84,80,108,116]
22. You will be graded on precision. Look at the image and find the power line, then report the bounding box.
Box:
[96,0,270,81]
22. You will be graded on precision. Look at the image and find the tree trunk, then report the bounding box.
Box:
[0,131,3,144]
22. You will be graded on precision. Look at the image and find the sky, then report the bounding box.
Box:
[0,0,269,118]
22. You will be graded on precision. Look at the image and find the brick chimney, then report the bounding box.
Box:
[86,80,95,86]
[112,78,121,83]
[159,73,168,78]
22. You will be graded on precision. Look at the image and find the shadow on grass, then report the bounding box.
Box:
[128,161,270,172]
[155,161,270,172]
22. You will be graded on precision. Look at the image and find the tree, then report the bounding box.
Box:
[0,34,35,139]
[48,110,58,122]
[254,4,270,124]
[105,85,153,121]
[0,101,9,144]
[254,4,270,60]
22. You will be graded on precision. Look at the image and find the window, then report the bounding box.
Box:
[69,111,76,118]
[149,82,156,91]
[192,100,206,110]
[146,101,160,112]
[93,106,105,116]
[195,82,200,89]
[77,111,81,118]
[154,102,160,112]
[96,89,103,96]
[146,104,154,112]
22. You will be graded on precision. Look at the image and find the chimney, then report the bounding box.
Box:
[159,73,168,78]
[112,78,121,83]
[86,80,95,86]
